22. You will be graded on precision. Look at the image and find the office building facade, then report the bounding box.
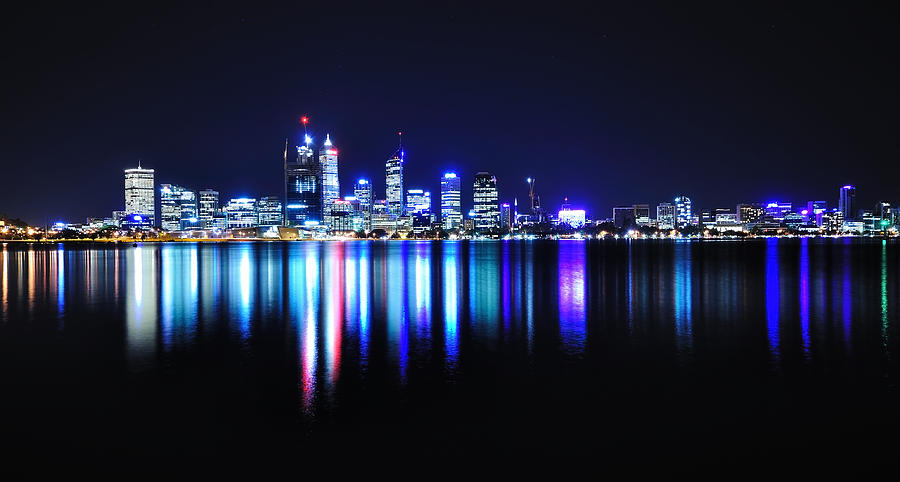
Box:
[440,172,462,230]
[472,172,499,231]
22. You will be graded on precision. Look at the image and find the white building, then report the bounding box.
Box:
[124,163,155,225]
[320,134,340,217]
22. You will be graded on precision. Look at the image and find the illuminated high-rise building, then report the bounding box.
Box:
[657,202,675,230]
[354,179,372,213]
[500,203,512,231]
[320,134,340,217]
[440,172,462,230]
[839,185,856,220]
[386,145,404,216]
[674,195,692,228]
[284,135,322,226]
[353,178,373,231]
[473,172,500,231]
[124,162,155,225]
[160,184,198,231]
[198,189,219,228]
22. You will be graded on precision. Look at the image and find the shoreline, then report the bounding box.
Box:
[1,234,896,244]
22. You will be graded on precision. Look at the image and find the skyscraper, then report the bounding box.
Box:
[500,203,512,231]
[320,134,340,218]
[473,172,499,231]
[674,195,692,228]
[440,172,462,230]
[284,135,322,226]
[124,163,155,226]
[386,146,404,216]
[354,178,373,231]
[839,185,856,220]
[354,179,372,213]
[198,189,219,228]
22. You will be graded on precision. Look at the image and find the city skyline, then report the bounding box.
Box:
[2,4,898,225]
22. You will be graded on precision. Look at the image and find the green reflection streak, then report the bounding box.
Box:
[882,240,889,353]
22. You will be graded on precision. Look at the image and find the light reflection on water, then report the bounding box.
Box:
[1,239,899,419]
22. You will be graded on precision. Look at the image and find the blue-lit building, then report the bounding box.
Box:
[440,172,462,230]
[284,135,322,226]
[674,195,692,228]
[839,185,856,220]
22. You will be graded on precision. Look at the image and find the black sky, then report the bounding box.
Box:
[2,2,897,224]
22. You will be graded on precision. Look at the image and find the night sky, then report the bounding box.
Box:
[2,2,897,224]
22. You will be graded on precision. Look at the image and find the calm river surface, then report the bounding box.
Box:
[1,239,899,474]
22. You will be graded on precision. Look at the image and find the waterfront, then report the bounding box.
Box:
[1,239,899,474]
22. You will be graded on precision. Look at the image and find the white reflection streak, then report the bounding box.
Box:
[302,252,318,413]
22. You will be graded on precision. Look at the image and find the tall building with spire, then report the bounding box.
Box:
[284,134,322,226]
[385,133,404,216]
[124,161,155,226]
[320,133,340,218]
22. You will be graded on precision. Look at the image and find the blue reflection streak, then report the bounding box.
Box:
[766,238,781,364]
[525,243,534,354]
[799,238,810,358]
[359,251,370,372]
[842,238,852,347]
[558,241,586,355]
[386,244,409,383]
[502,243,511,334]
[626,240,633,328]
[443,242,459,372]
[414,243,431,345]
[161,247,174,348]
[674,241,693,355]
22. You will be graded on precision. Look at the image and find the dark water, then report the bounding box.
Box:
[1,239,899,475]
